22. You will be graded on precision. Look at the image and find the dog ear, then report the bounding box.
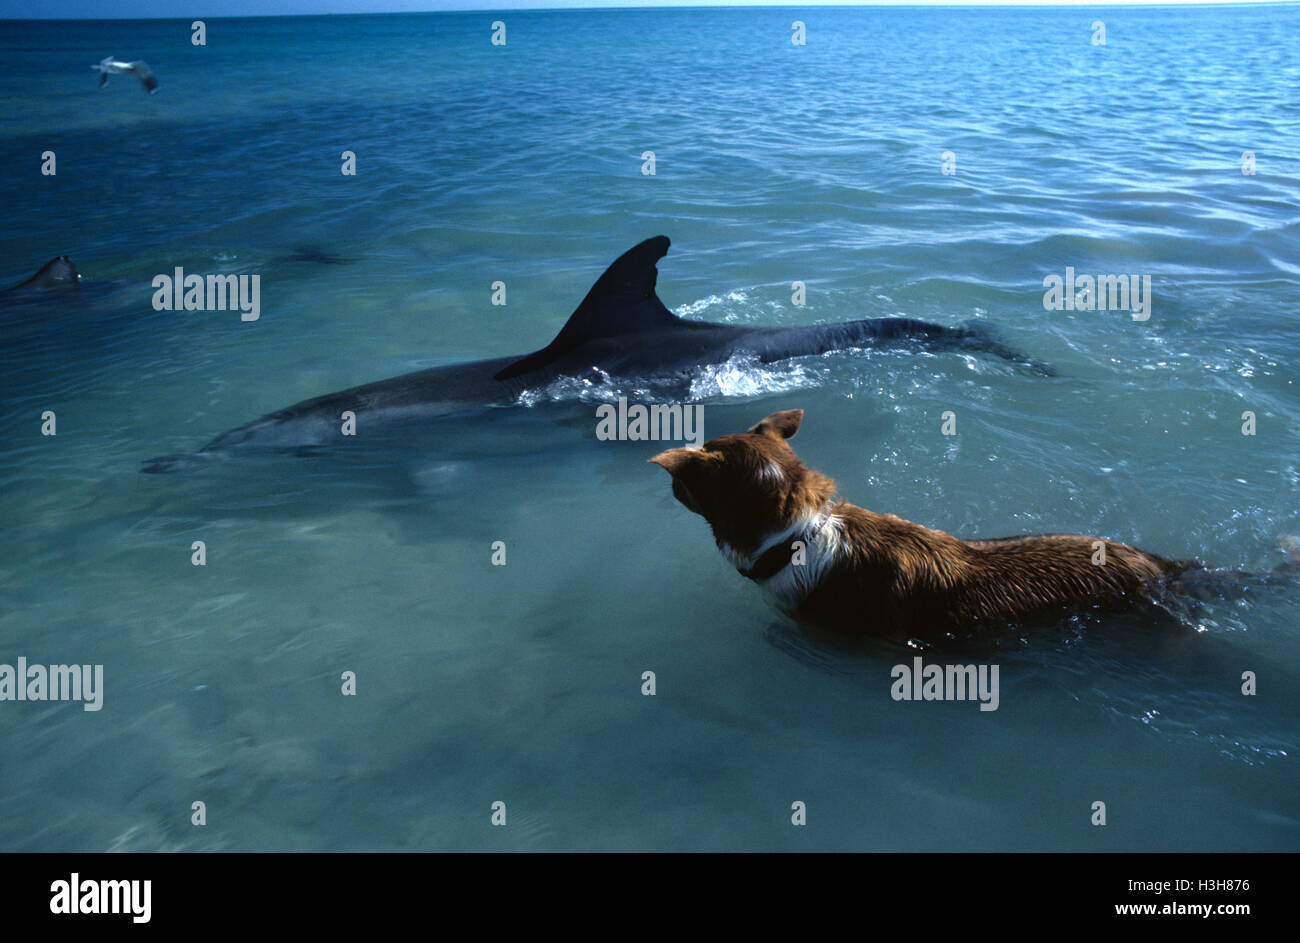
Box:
[748,409,803,440]
[649,448,706,477]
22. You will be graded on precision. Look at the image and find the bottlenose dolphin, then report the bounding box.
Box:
[2,256,79,295]
[143,236,1049,473]
[93,57,160,94]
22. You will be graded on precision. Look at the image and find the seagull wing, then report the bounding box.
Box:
[98,70,109,88]
[129,61,159,94]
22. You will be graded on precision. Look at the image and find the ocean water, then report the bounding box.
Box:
[1,6,1298,851]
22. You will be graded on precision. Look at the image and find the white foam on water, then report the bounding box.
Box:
[512,351,825,408]
[514,366,658,407]
[688,351,820,400]
[675,290,751,322]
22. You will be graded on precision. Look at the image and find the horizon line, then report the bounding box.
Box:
[6,0,1300,22]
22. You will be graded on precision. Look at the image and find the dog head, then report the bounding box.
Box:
[649,409,836,562]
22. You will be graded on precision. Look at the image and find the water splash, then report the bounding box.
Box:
[689,352,819,400]
[513,351,824,408]
[675,290,751,322]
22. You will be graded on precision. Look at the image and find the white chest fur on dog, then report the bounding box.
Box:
[720,507,848,608]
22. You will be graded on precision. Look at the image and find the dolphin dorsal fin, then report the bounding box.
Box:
[494,236,677,381]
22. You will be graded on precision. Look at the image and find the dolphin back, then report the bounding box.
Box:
[494,236,679,381]
[753,317,1056,376]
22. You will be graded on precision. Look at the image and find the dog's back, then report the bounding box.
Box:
[800,508,1193,638]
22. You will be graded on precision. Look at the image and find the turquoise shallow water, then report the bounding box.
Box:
[1,7,1298,851]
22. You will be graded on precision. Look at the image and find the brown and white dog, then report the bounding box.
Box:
[650,409,1195,641]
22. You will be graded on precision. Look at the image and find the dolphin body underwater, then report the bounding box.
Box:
[143,236,1051,473]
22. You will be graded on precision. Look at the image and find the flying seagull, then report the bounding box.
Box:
[92,57,159,94]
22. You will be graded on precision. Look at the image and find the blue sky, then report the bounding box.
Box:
[1,0,1291,18]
